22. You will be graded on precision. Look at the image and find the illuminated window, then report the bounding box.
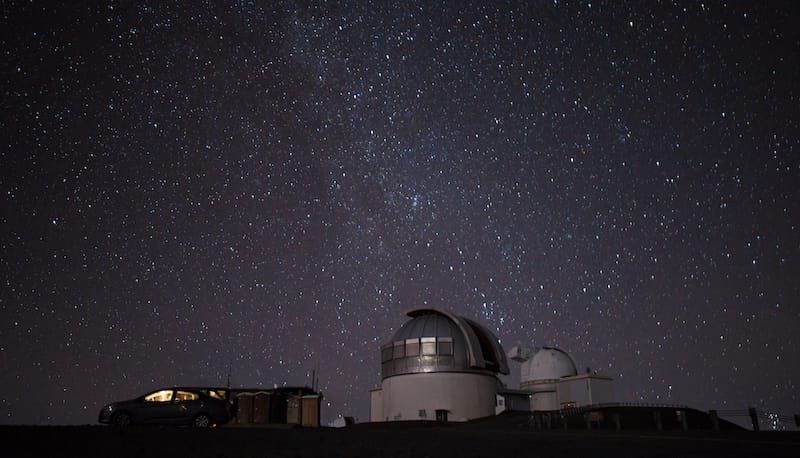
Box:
[420,355,436,370]
[421,337,436,355]
[145,390,173,403]
[207,389,227,400]
[175,391,199,401]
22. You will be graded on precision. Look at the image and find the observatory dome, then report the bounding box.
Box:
[380,308,509,379]
[526,347,578,381]
[371,308,511,422]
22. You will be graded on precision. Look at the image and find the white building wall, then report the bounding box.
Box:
[381,372,499,422]
[524,380,559,411]
[557,378,588,407]
[369,389,383,422]
[557,375,615,407]
[532,391,558,411]
[522,375,615,411]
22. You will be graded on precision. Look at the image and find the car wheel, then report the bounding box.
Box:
[111,412,131,427]
[193,413,212,428]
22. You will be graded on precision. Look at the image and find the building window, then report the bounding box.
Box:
[421,337,436,355]
[436,410,448,422]
[381,345,393,363]
[420,355,436,371]
[438,338,453,355]
[393,341,405,358]
[418,409,427,418]
[406,338,420,356]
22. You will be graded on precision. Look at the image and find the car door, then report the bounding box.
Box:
[136,389,176,423]
[172,390,203,423]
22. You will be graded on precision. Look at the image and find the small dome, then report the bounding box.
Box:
[379,308,509,379]
[525,347,578,381]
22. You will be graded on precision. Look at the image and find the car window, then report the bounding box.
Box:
[206,389,226,400]
[174,390,199,401]
[144,390,174,402]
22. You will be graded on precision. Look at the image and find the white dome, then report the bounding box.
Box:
[523,347,577,382]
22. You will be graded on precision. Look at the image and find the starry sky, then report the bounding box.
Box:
[2,0,799,426]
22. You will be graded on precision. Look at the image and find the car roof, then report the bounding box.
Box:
[147,386,228,391]
[138,387,226,397]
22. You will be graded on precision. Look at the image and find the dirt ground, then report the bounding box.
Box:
[3,420,799,458]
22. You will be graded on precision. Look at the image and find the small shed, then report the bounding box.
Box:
[229,386,322,427]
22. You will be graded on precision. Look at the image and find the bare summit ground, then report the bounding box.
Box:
[3,417,799,458]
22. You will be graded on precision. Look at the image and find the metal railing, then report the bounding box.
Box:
[714,407,800,432]
[518,403,800,432]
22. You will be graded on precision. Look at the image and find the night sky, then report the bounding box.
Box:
[2,1,799,426]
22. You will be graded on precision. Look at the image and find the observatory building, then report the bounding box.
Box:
[369,308,509,422]
[369,308,617,422]
[505,345,615,411]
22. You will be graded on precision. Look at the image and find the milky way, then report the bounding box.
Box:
[2,1,799,426]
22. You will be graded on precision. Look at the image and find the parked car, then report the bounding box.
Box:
[98,387,232,427]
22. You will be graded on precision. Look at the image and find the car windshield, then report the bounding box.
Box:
[144,390,174,402]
